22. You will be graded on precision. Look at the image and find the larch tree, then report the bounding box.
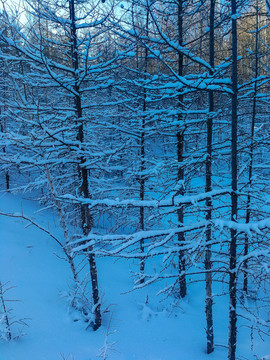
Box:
[228,0,238,357]
[0,0,124,330]
[204,0,215,353]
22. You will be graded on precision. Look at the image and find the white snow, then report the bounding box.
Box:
[0,194,270,360]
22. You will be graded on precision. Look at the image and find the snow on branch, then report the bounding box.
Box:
[69,216,270,258]
[60,188,232,208]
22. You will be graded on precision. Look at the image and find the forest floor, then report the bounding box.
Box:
[0,193,270,360]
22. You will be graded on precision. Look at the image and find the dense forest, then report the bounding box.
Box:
[1,0,270,359]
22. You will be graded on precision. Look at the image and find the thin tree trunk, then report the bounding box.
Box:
[69,0,101,331]
[0,282,11,340]
[177,0,186,298]
[45,166,78,284]
[228,0,238,357]
[0,98,9,190]
[205,0,215,353]
[5,167,9,190]
[139,6,149,284]
[243,1,259,294]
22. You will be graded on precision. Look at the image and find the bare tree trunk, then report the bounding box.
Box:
[177,0,186,298]
[0,282,11,340]
[243,0,259,294]
[45,166,78,284]
[69,0,101,331]
[205,0,215,353]
[139,6,149,284]
[228,0,238,357]
[0,101,9,190]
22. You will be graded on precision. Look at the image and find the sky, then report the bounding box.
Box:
[0,0,27,25]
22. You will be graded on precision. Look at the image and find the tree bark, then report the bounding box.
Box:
[139,6,149,284]
[0,93,9,190]
[0,282,11,340]
[69,0,101,331]
[243,0,259,294]
[45,166,78,284]
[228,0,238,357]
[205,0,215,353]
[176,0,187,298]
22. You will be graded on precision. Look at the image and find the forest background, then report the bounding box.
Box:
[1,0,270,359]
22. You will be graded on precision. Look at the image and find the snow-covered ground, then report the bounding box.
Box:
[0,193,269,360]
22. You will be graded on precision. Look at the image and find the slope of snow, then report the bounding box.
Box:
[0,193,269,360]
